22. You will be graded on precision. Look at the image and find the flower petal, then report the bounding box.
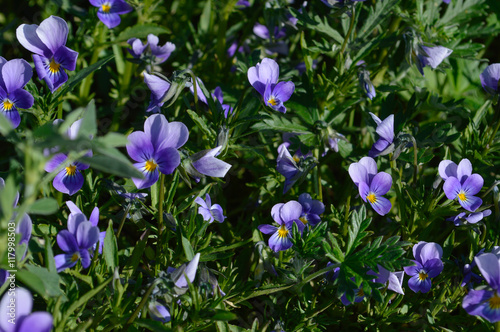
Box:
[375,114,394,142]
[438,160,457,181]
[10,89,34,110]
[175,253,200,288]
[459,195,482,213]
[0,288,32,332]
[126,131,154,162]
[97,12,122,29]
[481,64,500,94]
[54,45,78,72]
[425,258,444,278]
[1,59,32,93]
[36,16,69,54]
[158,121,189,150]
[57,230,79,253]
[279,200,302,222]
[348,163,368,187]
[54,253,78,272]
[358,156,378,179]
[210,204,226,223]
[475,253,500,290]
[369,195,392,216]
[456,159,472,183]
[143,72,171,106]
[76,221,99,249]
[258,224,277,234]
[17,312,53,332]
[369,172,392,196]
[132,162,159,189]
[144,114,169,151]
[16,24,50,56]
[53,168,83,196]
[273,81,295,103]
[443,177,461,200]
[388,271,405,295]
[419,243,443,264]
[268,229,292,252]
[155,147,181,175]
[463,173,484,196]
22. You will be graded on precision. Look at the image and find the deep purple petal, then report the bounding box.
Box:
[462,174,484,196]
[126,131,154,162]
[17,312,53,332]
[369,172,392,196]
[277,145,298,179]
[369,138,391,158]
[89,207,99,227]
[57,230,79,253]
[213,86,223,104]
[481,64,500,94]
[132,162,159,189]
[155,147,180,175]
[97,12,122,29]
[143,73,171,106]
[36,16,68,54]
[459,195,482,213]
[54,253,78,272]
[463,290,500,322]
[268,228,292,252]
[443,177,461,200]
[53,168,84,195]
[258,224,277,234]
[109,0,133,14]
[79,249,91,268]
[210,204,226,223]
[76,221,99,249]
[424,258,444,278]
[32,54,48,81]
[369,195,392,216]
[1,109,20,128]
[144,114,169,151]
[53,46,78,72]
[273,81,295,103]
[17,213,32,245]
[475,253,500,290]
[438,160,458,181]
[1,59,32,93]
[9,89,34,110]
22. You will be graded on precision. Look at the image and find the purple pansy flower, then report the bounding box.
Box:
[403,241,443,293]
[248,58,294,113]
[368,113,394,158]
[16,16,78,93]
[460,249,485,288]
[89,0,133,29]
[195,194,226,224]
[127,34,175,65]
[44,119,91,196]
[297,193,324,227]
[54,212,100,272]
[253,23,288,55]
[0,287,53,332]
[0,57,34,128]
[278,133,312,160]
[258,201,305,252]
[480,64,500,95]
[276,145,302,194]
[416,45,453,76]
[66,201,105,254]
[143,72,170,113]
[190,146,232,181]
[321,128,347,156]
[443,174,484,213]
[213,87,233,118]
[236,0,250,7]
[126,114,188,189]
[348,156,392,216]
[447,209,492,226]
[463,253,500,322]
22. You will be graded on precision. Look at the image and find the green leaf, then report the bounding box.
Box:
[104,220,118,272]
[0,113,13,136]
[115,25,171,43]
[251,112,310,133]
[346,206,371,255]
[358,0,401,40]
[124,229,150,277]
[78,100,97,139]
[98,132,129,148]
[80,146,143,178]
[53,55,114,100]
[199,0,212,35]
[209,310,238,321]
[187,109,214,137]
[17,265,63,298]
[182,235,195,261]
[28,198,59,215]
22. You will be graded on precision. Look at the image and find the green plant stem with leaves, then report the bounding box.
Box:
[156,173,166,276]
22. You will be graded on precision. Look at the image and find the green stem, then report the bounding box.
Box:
[116,205,131,238]
[411,136,418,185]
[124,279,160,327]
[340,5,356,54]
[110,61,134,132]
[495,321,500,332]
[155,173,166,276]
[79,23,106,103]
[313,149,323,201]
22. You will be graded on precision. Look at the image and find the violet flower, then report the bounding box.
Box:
[167,253,201,288]
[126,114,188,189]
[54,212,100,272]
[447,209,492,226]
[297,193,324,227]
[416,45,453,76]
[127,34,175,65]
[277,144,313,194]
[443,172,483,212]
[148,302,171,323]
[213,87,233,118]
[480,64,500,95]
[189,76,209,105]
[463,253,500,322]
[44,119,91,196]
[368,113,394,158]
[66,201,105,254]
[403,241,443,293]
[0,287,53,332]
[258,201,304,252]
[0,57,34,128]
[16,16,78,93]
[248,58,294,113]
[89,0,133,29]
[348,156,392,216]
[253,23,288,55]
[143,72,170,113]
[460,249,485,288]
[195,194,226,224]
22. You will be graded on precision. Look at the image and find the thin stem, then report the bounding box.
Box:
[155,173,166,276]
[124,279,160,327]
[313,149,323,201]
[340,5,356,54]
[116,205,131,238]
[411,136,418,185]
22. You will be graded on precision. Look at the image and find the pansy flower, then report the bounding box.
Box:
[480,64,500,95]
[89,0,133,29]
[463,253,500,322]
[127,34,175,65]
[404,241,443,293]
[248,58,294,113]
[16,16,78,93]
[66,201,105,254]
[195,194,226,224]
[447,209,492,226]
[143,72,171,113]
[188,146,232,182]
[0,57,34,128]
[258,201,304,252]
[54,212,100,272]
[297,193,324,227]
[348,156,392,216]
[148,302,171,323]
[441,170,483,213]
[213,87,233,118]
[416,45,452,76]
[368,113,394,158]
[167,253,201,288]
[0,287,53,332]
[126,114,188,189]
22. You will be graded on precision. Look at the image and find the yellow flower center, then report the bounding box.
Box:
[267,97,277,106]
[418,271,428,281]
[145,159,158,172]
[3,100,14,111]
[66,165,77,176]
[457,191,467,201]
[49,59,60,74]
[299,216,308,224]
[366,193,377,204]
[293,155,300,163]
[277,225,289,238]
[357,288,364,297]
[101,3,111,12]
[489,293,500,310]
[71,252,80,262]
